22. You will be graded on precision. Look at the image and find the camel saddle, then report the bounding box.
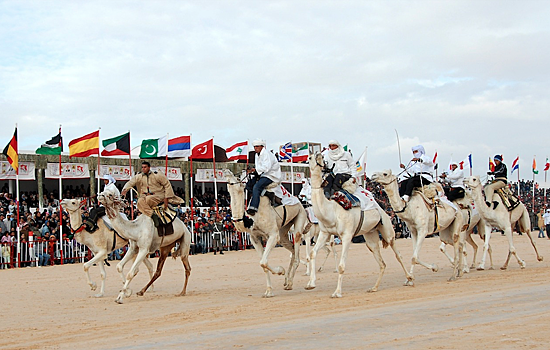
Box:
[412,184,442,211]
[332,190,361,210]
[495,187,520,212]
[153,203,177,236]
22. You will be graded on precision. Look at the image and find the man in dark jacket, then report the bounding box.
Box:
[485,154,507,209]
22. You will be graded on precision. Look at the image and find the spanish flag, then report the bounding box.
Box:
[2,128,18,173]
[489,157,495,172]
[69,130,99,158]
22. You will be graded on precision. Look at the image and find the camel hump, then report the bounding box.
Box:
[265,182,280,191]
[495,188,521,211]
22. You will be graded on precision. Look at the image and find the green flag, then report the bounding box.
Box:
[36,133,63,155]
[140,136,167,158]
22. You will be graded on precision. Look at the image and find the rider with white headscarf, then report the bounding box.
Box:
[102,174,120,196]
[245,139,281,216]
[398,145,434,202]
[322,140,356,199]
[440,161,465,201]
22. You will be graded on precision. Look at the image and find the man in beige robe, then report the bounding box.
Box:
[121,161,184,218]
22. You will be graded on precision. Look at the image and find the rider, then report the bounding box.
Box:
[245,139,282,216]
[121,161,184,226]
[399,145,434,202]
[440,162,465,202]
[323,140,356,199]
[485,154,507,208]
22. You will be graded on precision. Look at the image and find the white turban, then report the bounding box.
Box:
[103,174,116,185]
[411,145,425,156]
[327,140,345,161]
[252,139,266,147]
[450,161,458,167]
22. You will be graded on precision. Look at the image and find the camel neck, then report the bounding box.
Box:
[67,210,83,231]
[470,186,492,219]
[383,179,408,218]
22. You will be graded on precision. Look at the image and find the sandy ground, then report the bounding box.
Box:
[2,233,550,350]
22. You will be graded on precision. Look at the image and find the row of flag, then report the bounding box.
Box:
[506,156,550,175]
[279,142,309,162]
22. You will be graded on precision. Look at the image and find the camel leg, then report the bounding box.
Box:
[501,227,525,270]
[117,242,138,283]
[301,231,312,276]
[410,231,438,274]
[518,217,543,262]
[364,233,385,293]
[305,230,330,290]
[142,257,155,292]
[116,249,149,304]
[82,250,107,295]
[137,246,171,296]
[278,226,299,290]
[96,257,107,298]
[318,244,331,272]
[332,234,352,298]
[477,225,492,270]
[331,237,339,273]
[465,232,477,269]
[260,234,285,276]
[249,235,275,298]
[177,254,191,296]
[377,217,413,283]
[439,242,455,265]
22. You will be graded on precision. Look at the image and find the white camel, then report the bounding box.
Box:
[465,176,543,270]
[371,169,465,285]
[438,193,493,272]
[98,188,192,304]
[61,198,155,297]
[301,222,338,276]
[306,154,412,298]
[225,169,307,298]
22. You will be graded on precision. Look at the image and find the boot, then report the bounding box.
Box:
[492,201,499,209]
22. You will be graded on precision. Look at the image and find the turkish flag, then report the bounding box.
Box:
[191,139,214,159]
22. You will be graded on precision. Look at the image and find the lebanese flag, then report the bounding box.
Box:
[191,139,214,159]
[226,141,248,161]
[544,158,549,171]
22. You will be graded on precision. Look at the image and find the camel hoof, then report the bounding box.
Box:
[538,256,543,262]
[404,280,414,286]
[277,268,285,276]
[90,282,97,291]
[431,264,439,272]
[136,291,144,297]
[263,291,274,298]
[331,292,342,298]
[94,293,104,298]
[284,285,293,291]
[477,265,485,271]
[124,289,132,297]
[488,266,494,270]
[115,296,124,304]
[447,276,457,282]
[367,287,377,293]
[500,266,507,270]
[176,292,186,297]
[520,262,526,269]
[303,272,310,276]
[470,264,476,269]
[318,267,324,272]
[305,283,316,290]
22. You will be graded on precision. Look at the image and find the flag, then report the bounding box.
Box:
[489,157,495,172]
[355,148,367,176]
[36,132,62,155]
[2,128,18,172]
[69,130,99,158]
[292,143,309,162]
[343,144,348,152]
[101,132,130,156]
[191,139,214,159]
[226,141,248,161]
[511,157,519,174]
[544,158,549,171]
[533,157,539,174]
[167,136,191,158]
[458,154,472,170]
[432,152,438,164]
[139,136,167,158]
[279,142,292,161]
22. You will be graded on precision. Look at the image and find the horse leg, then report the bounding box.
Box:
[305,230,329,290]
[332,233,352,298]
[137,246,171,296]
[364,232,386,293]
[177,254,192,296]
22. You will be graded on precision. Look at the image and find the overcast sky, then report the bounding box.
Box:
[1,0,549,179]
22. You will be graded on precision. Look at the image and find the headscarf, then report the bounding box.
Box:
[450,161,458,168]
[327,140,345,161]
[252,139,266,147]
[411,145,425,157]
[103,174,116,186]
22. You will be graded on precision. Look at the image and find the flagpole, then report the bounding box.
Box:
[545,156,548,206]
[517,156,520,196]
[363,146,368,187]
[165,133,169,176]
[189,134,194,244]
[128,130,133,219]
[290,141,294,196]
[97,127,101,195]
[58,124,64,265]
[533,155,536,211]
[15,124,21,268]
[469,152,473,177]
[212,137,219,217]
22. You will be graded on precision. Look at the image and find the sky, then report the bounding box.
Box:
[1,0,549,179]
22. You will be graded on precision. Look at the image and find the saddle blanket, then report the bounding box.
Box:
[305,206,319,224]
[267,185,301,206]
[353,186,379,212]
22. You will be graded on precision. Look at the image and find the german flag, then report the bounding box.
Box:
[2,128,18,173]
[69,130,99,158]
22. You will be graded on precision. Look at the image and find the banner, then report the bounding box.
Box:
[97,165,133,181]
[195,169,304,183]
[97,165,182,181]
[45,163,90,179]
[0,161,36,180]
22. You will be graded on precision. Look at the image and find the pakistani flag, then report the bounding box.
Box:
[36,133,63,155]
[140,136,168,158]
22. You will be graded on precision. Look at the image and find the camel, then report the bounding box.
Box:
[465,176,543,270]
[371,169,465,285]
[61,198,156,297]
[306,154,412,297]
[224,169,307,297]
[438,193,493,272]
[98,188,191,304]
[301,222,338,276]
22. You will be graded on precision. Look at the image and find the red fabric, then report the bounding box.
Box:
[191,139,214,159]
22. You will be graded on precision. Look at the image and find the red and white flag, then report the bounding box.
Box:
[191,139,214,159]
[226,141,248,161]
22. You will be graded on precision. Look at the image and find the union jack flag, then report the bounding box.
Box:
[279,142,292,161]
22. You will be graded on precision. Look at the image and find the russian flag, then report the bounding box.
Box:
[167,136,191,158]
[511,156,519,174]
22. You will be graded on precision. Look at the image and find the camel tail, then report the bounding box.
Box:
[173,226,192,259]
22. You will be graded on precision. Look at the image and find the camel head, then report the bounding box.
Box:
[224,169,245,194]
[465,176,482,189]
[98,187,123,219]
[308,152,324,173]
[371,169,395,186]
[61,198,85,214]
